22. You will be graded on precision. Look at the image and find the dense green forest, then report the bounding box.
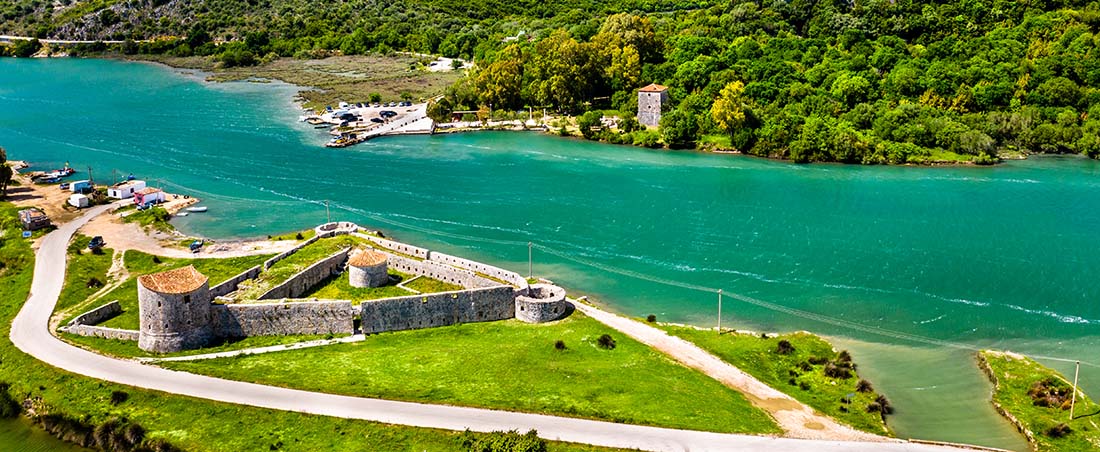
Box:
[4,1,1100,163]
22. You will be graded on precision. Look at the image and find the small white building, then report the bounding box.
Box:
[134,187,166,206]
[107,180,147,199]
[68,193,90,208]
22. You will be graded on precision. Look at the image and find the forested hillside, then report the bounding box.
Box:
[4,0,1100,164]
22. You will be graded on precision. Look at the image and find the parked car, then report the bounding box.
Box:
[371,118,384,123]
[88,236,106,250]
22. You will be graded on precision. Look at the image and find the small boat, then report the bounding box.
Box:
[186,206,208,212]
[175,212,189,217]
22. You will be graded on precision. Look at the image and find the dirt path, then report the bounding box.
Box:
[78,212,299,259]
[570,299,889,442]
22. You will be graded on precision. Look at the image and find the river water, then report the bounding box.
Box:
[6,58,1100,450]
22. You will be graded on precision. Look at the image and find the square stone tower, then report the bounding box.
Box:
[637,83,669,127]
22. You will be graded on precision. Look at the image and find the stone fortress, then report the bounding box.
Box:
[64,222,572,353]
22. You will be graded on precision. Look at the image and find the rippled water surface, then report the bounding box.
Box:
[7,58,1100,450]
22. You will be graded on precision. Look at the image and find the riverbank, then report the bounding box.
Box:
[978,351,1100,452]
[6,58,1098,450]
[0,201,622,452]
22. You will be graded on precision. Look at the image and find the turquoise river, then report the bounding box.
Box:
[4,58,1100,450]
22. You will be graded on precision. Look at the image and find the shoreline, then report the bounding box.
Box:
[108,54,1040,168]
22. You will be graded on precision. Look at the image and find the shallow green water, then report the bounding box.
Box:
[7,58,1100,450]
[0,417,88,451]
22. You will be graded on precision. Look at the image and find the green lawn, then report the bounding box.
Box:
[93,250,271,330]
[403,274,463,293]
[268,227,316,242]
[659,325,892,435]
[55,235,114,313]
[0,202,622,452]
[232,236,360,300]
[121,207,173,232]
[302,270,462,303]
[162,313,781,434]
[980,351,1100,452]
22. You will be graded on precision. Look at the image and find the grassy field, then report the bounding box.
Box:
[163,313,781,434]
[304,269,463,303]
[144,55,463,110]
[980,351,1100,451]
[232,236,358,300]
[659,325,892,435]
[121,206,173,232]
[0,202,623,452]
[55,235,114,313]
[92,250,271,330]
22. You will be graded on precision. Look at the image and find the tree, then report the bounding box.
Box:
[12,39,41,58]
[577,111,603,139]
[711,81,750,143]
[660,108,699,149]
[369,93,382,103]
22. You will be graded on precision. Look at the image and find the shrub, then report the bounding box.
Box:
[1029,377,1072,408]
[875,395,894,415]
[554,340,566,351]
[856,379,874,393]
[460,429,548,452]
[152,256,161,264]
[646,314,657,323]
[798,361,813,371]
[597,334,616,350]
[837,350,853,363]
[109,390,129,405]
[866,402,882,413]
[86,277,104,289]
[296,232,304,240]
[0,382,20,418]
[799,381,811,391]
[824,362,853,379]
[775,339,795,355]
[788,378,797,386]
[807,356,828,365]
[1046,423,1072,438]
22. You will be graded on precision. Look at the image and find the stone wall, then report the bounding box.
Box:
[209,265,262,298]
[360,285,515,334]
[258,248,350,300]
[213,300,355,337]
[427,252,528,288]
[66,300,122,327]
[352,232,430,259]
[64,325,140,341]
[387,254,497,289]
[515,284,570,323]
[263,236,321,270]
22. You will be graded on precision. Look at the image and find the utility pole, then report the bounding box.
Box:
[717,289,723,334]
[528,242,533,279]
[87,166,94,186]
[325,200,331,223]
[1070,360,1081,420]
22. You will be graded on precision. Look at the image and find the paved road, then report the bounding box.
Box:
[11,206,978,452]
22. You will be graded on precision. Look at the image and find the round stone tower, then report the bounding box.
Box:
[137,265,213,353]
[515,284,570,323]
[348,249,389,288]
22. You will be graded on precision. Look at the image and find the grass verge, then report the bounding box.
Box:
[162,313,781,435]
[979,351,1100,451]
[91,250,271,330]
[0,201,621,452]
[658,325,892,435]
[55,235,114,313]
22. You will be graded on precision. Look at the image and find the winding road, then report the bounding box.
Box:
[11,205,980,451]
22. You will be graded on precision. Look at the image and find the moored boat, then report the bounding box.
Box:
[185,206,207,212]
